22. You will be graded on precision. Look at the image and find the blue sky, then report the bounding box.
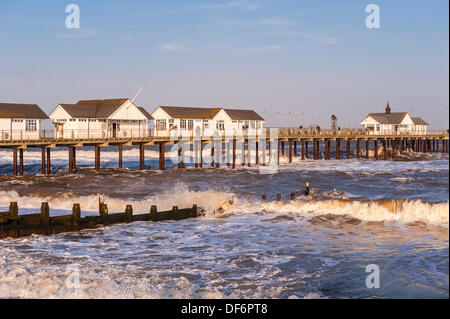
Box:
[0,0,448,128]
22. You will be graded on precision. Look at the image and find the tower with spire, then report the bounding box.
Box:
[385,101,391,114]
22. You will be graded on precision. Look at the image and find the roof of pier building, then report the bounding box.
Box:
[361,102,428,126]
[153,106,265,121]
[50,99,153,120]
[0,103,49,119]
[157,106,222,119]
[223,109,265,121]
[411,117,429,125]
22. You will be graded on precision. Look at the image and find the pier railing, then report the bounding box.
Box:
[0,128,448,143]
[276,128,448,138]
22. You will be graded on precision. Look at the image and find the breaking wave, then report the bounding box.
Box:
[1,185,447,227]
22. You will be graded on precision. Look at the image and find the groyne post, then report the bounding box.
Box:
[99,203,109,226]
[72,204,81,230]
[125,205,133,222]
[40,202,50,235]
[305,182,310,196]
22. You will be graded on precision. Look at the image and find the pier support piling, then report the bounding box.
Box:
[289,139,293,163]
[19,149,24,175]
[356,140,360,159]
[13,148,17,176]
[159,143,165,170]
[346,140,350,159]
[95,146,100,171]
[68,147,72,174]
[301,140,305,160]
[336,139,341,160]
[374,139,378,160]
[41,147,46,175]
[313,140,317,160]
[46,148,51,175]
[365,140,369,159]
[118,145,123,169]
[140,144,145,170]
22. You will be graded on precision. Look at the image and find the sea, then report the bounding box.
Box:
[0,144,448,298]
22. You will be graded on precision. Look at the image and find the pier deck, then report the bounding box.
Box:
[0,128,448,175]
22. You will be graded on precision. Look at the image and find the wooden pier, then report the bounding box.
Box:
[0,128,448,175]
[0,201,199,239]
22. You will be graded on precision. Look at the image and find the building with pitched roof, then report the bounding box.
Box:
[360,102,428,135]
[0,103,49,140]
[49,98,153,138]
[151,106,265,137]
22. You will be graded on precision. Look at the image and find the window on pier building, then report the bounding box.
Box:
[188,120,194,131]
[156,119,167,130]
[181,119,186,129]
[169,119,174,128]
[216,120,225,130]
[203,120,209,129]
[25,120,37,132]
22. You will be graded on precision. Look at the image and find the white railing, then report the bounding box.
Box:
[0,129,155,141]
[0,128,448,142]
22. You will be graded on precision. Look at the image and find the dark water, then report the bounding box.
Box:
[0,146,448,298]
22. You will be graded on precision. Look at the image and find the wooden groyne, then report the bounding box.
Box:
[0,128,448,175]
[0,202,199,239]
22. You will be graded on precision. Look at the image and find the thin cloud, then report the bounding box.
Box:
[229,45,281,55]
[160,42,184,51]
[59,29,97,39]
[261,17,296,27]
[258,31,340,45]
[171,1,261,14]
